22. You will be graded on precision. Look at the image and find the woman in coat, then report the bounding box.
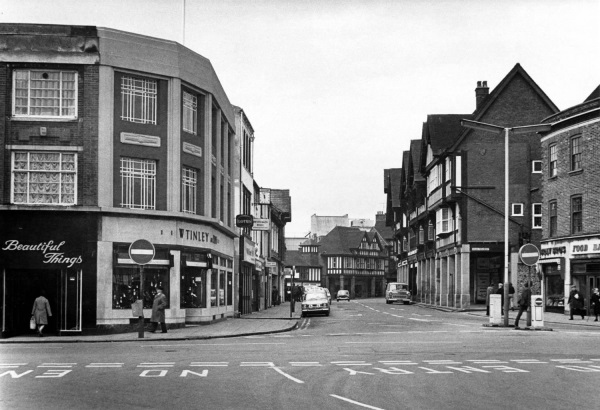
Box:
[151,287,168,333]
[568,285,585,320]
[31,290,52,337]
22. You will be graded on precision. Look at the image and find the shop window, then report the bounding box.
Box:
[219,270,226,306]
[180,268,206,308]
[13,69,77,119]
[112,266,169,309]
[120,157,156,209]
[211,269,218,307]
[571,195,583,234]
[121,76,157,124]
[11,151,77,205]
[227,272,233,305]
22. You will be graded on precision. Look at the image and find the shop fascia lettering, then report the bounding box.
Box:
[571,239,600,255]
[178,229,219,244]
[2,240,82,268]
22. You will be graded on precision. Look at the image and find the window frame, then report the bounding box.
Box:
[12,69,78,120]
[570,135,582,172]
[11,151,78,205]
[181,166,198,214]
[532,203,542,229]
[182,90,198,135]
[120,75,157,125]
[549,200,557,237]
[532,160,542,173]
[120,157,156,210]
[571,195,583,234]
[436,207,453,235]
[549,144,557,178]
[511,203,524,216]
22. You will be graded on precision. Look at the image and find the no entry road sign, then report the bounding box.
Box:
[129,239,155,265]
[519,243,540,266]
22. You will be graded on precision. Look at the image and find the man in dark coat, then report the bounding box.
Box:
[568,285,585,320]
[151,287,168,333]
[514,283,532,329]
[591,288,600,322]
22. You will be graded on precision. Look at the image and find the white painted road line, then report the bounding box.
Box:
[240,362,274,367]
[0,363,28,368]
[190,362,228,367]
[272,366,305,384]
[137,363,175,367]
[86,363,124,368]
[330,394,385,410]
[290,362,322,367]
[38,363,76,368]
[331,361,372,366]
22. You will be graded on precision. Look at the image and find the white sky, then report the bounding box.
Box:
[3,0,598,236]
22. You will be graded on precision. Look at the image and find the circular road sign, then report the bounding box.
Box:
[129,239,155,265]
[535,297,543,306]
[519,243,540,266]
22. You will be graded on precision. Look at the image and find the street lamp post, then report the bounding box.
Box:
[460,120,551,327]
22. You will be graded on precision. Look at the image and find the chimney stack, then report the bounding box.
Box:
[475,80,489,110]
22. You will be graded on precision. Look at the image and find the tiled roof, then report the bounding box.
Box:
[389,168,402,208]
[425,114,471,154]
[319,226,366,255]
[284,250,322,268]
[585,85,600,102]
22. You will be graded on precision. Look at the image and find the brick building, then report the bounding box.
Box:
[386,64,559,309]
[539,85,600,314]
[0,24,239,337]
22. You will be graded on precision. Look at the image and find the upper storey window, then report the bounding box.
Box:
[182,91,197,135]
[13,70,77,119]
[570,136,582,171]
[11,151,77,205]
[121,76,157,124]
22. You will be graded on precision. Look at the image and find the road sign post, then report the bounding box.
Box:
[129,239,155,338]
[519,244,540,327]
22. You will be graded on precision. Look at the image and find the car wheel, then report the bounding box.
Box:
[403,301,409,305]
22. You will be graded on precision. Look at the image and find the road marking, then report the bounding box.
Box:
[137,363,175,368]
[240,362,274,367]
[346,341,459,344]
[38,363,76,368]
[378,361,418,365]
[272,366,304,384]
[86,363,124,368]
[331,361,372,366]
[141,342,285,347]
[467,360,507,364]
[330,394,385,410]
[511,360,547,364]
[190,362,228,367]
[290,362,322,367]
[423,360,463,365]
[551,359,592,363]
[0,363,28,368]
[409,318,430,322]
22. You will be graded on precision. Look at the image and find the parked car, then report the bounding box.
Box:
[336,289,350,302]
[301,291,330,317]
[385,282,411,304]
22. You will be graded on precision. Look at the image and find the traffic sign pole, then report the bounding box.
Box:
[518,244,540,328]
[129,240,155,339]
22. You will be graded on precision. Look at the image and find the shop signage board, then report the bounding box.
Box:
[129,239,155,265]
[519,244,540,266]
[252,218,271,231]
[236,214,254,228]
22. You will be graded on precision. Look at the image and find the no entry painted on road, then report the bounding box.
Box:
[519,243,540,266]
[129,239,155,265]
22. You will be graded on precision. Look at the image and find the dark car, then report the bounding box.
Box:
[336,290,350,302]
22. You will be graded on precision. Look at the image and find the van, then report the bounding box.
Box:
[385,282,411,304]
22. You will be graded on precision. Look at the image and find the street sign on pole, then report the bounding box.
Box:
[129,239,155,265]
[519,243,540,266]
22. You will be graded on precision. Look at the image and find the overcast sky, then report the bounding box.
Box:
[3,0,599,236]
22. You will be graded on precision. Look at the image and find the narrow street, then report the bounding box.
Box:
[2,300,599,410]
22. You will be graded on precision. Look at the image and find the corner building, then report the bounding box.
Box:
[0,24,237,337]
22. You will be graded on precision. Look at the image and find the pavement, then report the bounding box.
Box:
[2,300,598,343]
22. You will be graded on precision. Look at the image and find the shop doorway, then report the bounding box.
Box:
[4,269,60,337]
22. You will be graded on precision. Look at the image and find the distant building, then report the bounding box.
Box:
[310,214,350,238]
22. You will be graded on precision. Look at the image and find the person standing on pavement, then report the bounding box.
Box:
[31,290,52,337]
[486,282,495,316]
[568,285,585,320]
[151,286,168,333]
[591,288,600,322]
[514,282,532,329]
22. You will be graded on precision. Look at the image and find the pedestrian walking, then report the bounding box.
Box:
[591,287,600,322]
[568,285,585,320]
[514,283,532,329]
[486,282,495,316]
[509,282,516,311]
[272,286,280,306]
[150,286,168,333]
[31,290,52,337]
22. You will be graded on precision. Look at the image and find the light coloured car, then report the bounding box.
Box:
[301,291,330,317]
[336,290,350,302]
[385,282,411,304]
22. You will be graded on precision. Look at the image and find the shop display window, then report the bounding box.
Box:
[219,270,226,306]
[545,265,564,307]
[181,268,206,309]
[211,269,218,307]
[113,266,169,309]
[227,272,233,305]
